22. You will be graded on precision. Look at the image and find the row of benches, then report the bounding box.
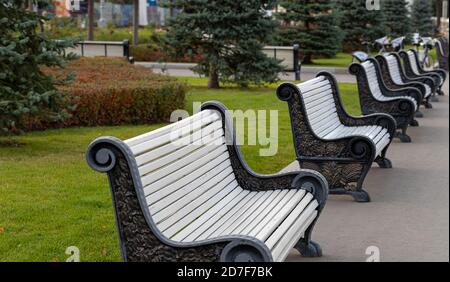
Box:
[86,47,447,262]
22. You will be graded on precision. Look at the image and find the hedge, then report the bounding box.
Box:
[130,44,203,63]
[34,57,186,130]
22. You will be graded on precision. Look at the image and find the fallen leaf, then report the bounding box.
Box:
[0,227,5,234]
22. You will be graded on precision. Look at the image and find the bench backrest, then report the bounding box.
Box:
[124,110,238,241]
[360,60,386,101]
[296,76,341,139]
[406,50,421,75]
[384,54,404,85]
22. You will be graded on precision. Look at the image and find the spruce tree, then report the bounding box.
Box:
[336,0,387,52]
[383,0,412,38]
[162,0,283,88]
[276,0,343,64]
[0,0,76,135]
[411,0,434,36]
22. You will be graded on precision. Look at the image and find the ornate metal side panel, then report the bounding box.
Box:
[100,146,226,262]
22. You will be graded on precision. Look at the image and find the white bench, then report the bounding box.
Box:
[435,38,448,71]
[349,59,419,143]
[86,102,328,262]
[277,72,396,202]
[376,53,433,108]
[399,49,447,97]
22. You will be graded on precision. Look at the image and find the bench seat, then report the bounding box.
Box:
[87,102,328,262]
[277,72,396,202]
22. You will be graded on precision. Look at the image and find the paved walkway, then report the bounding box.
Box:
[283,78,449,262]
[136,62,356,83]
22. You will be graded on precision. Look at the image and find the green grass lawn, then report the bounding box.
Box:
[0,78,360,262]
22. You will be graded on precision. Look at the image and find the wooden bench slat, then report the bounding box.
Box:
[265,194,316,250]
[194,191,263,241]
[126,110,217,147]
[141,136,225,185]
[225,190,283,236]
[136,121,223,167]
[147,154,229,208]
[172,188,248,241]
[142,145,227,191]
[206,191,275,238]
[138,129,224,176]
[131,113,221,155]
[251,190,305,240]
[297,79,329,93]
[150,163,233,217]
[272,210,318,262]
[238,190,294,236]
[182,190,255,242]
[155,174,237,232]
[162,180,240,238]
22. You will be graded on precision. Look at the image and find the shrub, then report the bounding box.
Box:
[130,44,203,63]
[35,57,186,129]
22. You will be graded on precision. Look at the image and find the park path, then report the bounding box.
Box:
[136,62,357,83]
[283,77,449,262]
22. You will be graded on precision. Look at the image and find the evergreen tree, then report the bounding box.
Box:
[336,0,387,52]
[383,0,412,38]
[0,0,76,135]
[275,0,343,64]
[411,0,434,36]
[162,0,283,88]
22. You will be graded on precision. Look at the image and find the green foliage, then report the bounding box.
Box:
[411,0,434,36]
[39,58,186,129]
[382,0,412,38]
[43,16,156,43]
[161,0,283,88]
[0,0,77,135]
[275,0,343,64]
[336,0,387,52]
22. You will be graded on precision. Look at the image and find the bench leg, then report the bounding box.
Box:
[437,87,445,96]
[375,156,393,169]
[395,129,412,143]
[424,101,433,109]
[415,111,423,118]
[410,119,420,127]
[295,239,322,258]
[348,189,371,203]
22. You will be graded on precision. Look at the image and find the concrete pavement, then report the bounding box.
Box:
[283,78,449,262]
[136,62,356,83]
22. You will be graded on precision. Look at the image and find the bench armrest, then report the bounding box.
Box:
[201,101,328,208]
[339,113,397,138]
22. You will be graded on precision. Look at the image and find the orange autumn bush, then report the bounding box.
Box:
[32,57,186,130]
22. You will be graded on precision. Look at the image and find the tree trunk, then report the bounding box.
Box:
[208,64,220,89]
[436,0,442,35]
[302,54,313,65]
[169,0,174,18]
[133,0,139,45]
[88,0,94,40]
